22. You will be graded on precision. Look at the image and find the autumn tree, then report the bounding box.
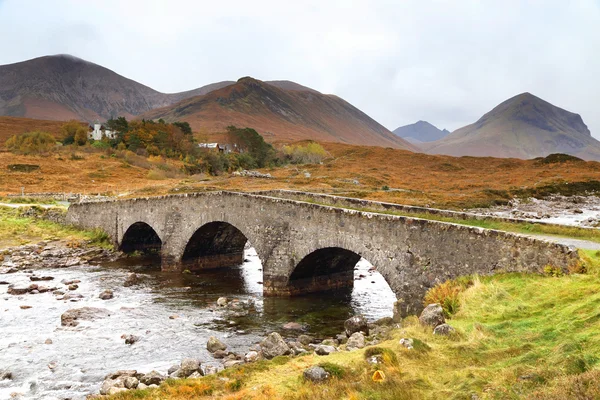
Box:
[74,128,88,145]
[61,120,87,145]
[6,131,56,155]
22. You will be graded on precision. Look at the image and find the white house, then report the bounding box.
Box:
[89,123,117,140]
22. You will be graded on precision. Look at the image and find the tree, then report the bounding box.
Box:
[226,126,276,168]
[106,116,129,133]
[173,121,192,135]
[61,120,85,145]
[6,131,56,155]
[74,127,88,145]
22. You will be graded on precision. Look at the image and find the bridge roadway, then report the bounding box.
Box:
[66,191,579,316]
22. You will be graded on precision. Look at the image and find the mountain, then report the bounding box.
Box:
[0,54,233,122]
[423,92,600,161]
[141,77,417,150]
[393,120,450,144]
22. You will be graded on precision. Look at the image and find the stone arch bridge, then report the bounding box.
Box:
[66,191,578,315]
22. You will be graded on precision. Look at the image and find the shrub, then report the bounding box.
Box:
[543,265,564,277]
[318,362,347,378]
[147,169,167,180]
[282,142,327,164]
[61,120,87,145]
[91,140,110,149]
[74,127,88,145]
[6,131,57,155]
[364,347,399,367]
[382,185,390,191]
[424,276,473,317]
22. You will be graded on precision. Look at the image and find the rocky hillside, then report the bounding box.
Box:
[393,120,450,144]
[0,55,233,122]
[142,77,416,149]
[423,92,600,161]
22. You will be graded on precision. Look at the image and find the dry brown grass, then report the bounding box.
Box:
[0,116,73,145]
[1,123,599,209]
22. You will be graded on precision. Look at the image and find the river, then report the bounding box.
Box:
[0,248,396,399]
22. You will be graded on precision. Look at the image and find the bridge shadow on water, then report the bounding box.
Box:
[106,247,397,338]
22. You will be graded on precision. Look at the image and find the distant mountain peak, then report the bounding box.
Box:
[393,120,449,143]
[424,93,598,160]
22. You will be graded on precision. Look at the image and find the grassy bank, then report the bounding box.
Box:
[0,206,110,248]
[104,251,600,400]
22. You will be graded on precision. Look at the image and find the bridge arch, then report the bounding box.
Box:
[180,221,249,271]
[286,247,361,295]
[120,221,162,255]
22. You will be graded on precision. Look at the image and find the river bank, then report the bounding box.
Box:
[94,249,600,400]
[0,238,397,399]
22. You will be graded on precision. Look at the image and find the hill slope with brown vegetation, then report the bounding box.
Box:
[423,92,600,161]
[141,77,416,150]
[3,137,599,210]
[0,116,71,145]
[0,55,233,122]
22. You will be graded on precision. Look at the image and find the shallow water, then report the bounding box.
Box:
[0,248,396,399]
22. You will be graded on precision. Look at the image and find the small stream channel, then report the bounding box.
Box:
[0,248,396,399]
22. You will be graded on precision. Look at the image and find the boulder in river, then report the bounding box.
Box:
[212,349,228,359]
[99,289,114,300]
[7,285,30,295]
[60,307,111,327]
[30,276,54,281]
[140,370,166,386]
[0,369,12,380]
[260,332,290,359]
[282,322,303,330]
[178,358,201,377]
[123,376,139,389]
[244,351,260,363]
[419,304,445,327]
[122,334,140,345]
[206,336,227,353]
[298,334,314,346]
[216,297,228,307]
[123,273,140,287]
[344,315,369,336]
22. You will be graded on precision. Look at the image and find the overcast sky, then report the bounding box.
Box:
[0,0,598,136]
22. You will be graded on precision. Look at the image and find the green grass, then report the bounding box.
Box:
[105,251,600,400]
[0,196,58,205]
[0,206,111,248]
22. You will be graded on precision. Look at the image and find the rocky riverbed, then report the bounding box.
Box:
[471,195,600,227]
[0,241,397,399]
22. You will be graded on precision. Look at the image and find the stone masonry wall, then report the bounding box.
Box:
[66,191,580,315]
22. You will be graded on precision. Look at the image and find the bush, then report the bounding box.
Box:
[91,140,111,149]
[61,120,87,145]
[6,131,57,155]
[282,142,327,164]
[543,265,564,277]
[318,362,347,378]
[364,347,399,366]
[147,169,167,180]
[424,276,473,317]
